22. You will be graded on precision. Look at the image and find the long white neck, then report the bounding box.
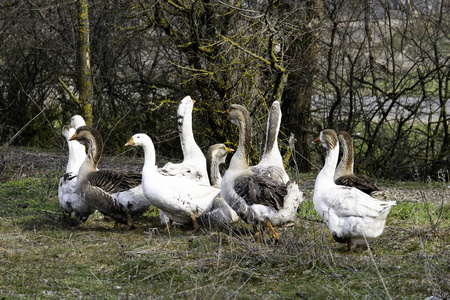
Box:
[261,138,282,164]
[179,107,204,164]
[66,139,86,173]
[317,142,340,184]
[259,106,283,168]
[141,138,158,177]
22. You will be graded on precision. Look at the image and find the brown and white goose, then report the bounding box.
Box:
[250,101,289,183]
[70,126,150,229]
[159,96,209,185]
[221,104,303,242]
[58,124,95,223]
[200,144,239,226]
[314,129,396,250]
[334,131,384,197]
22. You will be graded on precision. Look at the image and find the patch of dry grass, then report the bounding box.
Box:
[0,148,449,299]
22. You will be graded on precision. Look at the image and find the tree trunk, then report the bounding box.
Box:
[281,0,323,172]
[77,0,93,126]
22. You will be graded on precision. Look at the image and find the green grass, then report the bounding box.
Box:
[0,165,449,299]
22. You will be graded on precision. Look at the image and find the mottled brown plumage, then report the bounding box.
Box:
[87,170,142,194]
[221,104,303,243]
[234,174,286,210]
[58,123,95,223]
[334,174,379,195]
[334,131,380,195]
[70,126,150,229]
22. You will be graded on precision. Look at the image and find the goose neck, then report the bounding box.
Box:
[264,106,281,156]
[179,111,203,162]
[78,134,102,179]
[66,140,86,173]
[208,158,222,187]
[86,134,102,169]
[229,113,251,170]
[260,111,282,166]
[141,139,157,175]
[318,142,340,182]
[342,137,354,172]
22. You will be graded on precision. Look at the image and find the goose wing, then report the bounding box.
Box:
[250,165,286,183]
[335,174,379,194]
[320,186,394,219]
[87,170,142,194]
[234,174,287,210]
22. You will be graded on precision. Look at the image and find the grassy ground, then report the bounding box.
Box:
[0,148,449,299]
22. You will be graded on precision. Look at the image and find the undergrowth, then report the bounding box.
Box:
[0,149,449,299]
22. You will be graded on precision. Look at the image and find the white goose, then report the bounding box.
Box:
[70,126,150,229]
[58,124,95,223]
[200,144,239,226]
[159,96,209,185]
[334,131,384,198]
[125,133,221,231]
[314,129,396,250]
[221,104,303,242]
[70,115,86,129]
[250,101,289,183]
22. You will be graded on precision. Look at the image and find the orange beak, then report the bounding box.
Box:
[225,146,234,153]
[124,137,135,146]
[69,132,77,141]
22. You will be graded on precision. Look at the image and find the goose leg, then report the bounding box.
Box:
[166,219,173,232]
[113,221,119,230]
[346,239,352,251]
[253,224,263,243]
[126,210,134,230]
[265,220,280,243]
[190,214,200,232]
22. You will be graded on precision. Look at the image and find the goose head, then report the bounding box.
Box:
[69,126,103,167]
[62,125,76,141]
[69,126,102,147]
[226,104,249,127]
[125,133,152,148]
[314,129,339,151]
[70,115,87,129]
[207,144,234,165]
[207,143,234,186]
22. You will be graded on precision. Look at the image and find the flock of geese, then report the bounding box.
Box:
[58,96,396,250]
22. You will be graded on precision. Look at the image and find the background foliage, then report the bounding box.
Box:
[0,0,449,180]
